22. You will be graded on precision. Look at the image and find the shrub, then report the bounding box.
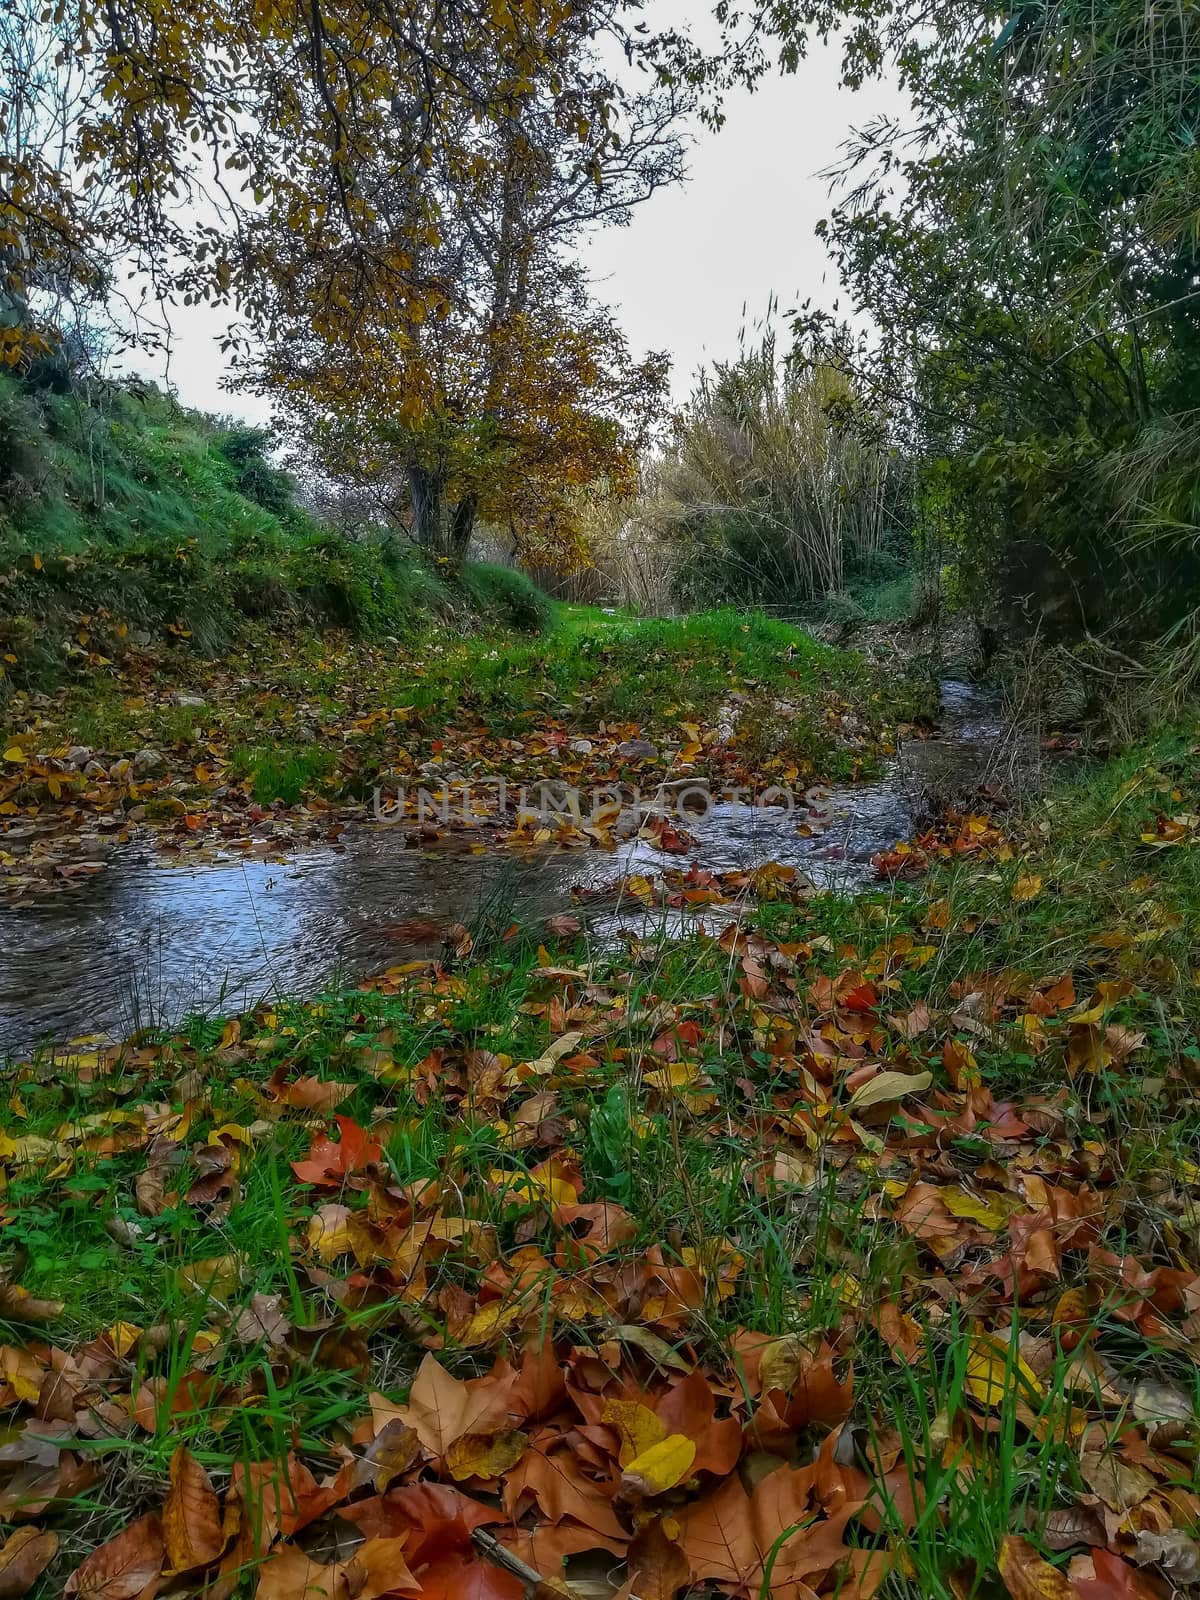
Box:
[459,562,553,633]
[214,427,295,516]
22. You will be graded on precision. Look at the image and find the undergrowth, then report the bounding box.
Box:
[2,721,1200,1595]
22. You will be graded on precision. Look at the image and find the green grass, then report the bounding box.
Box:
[3,721,1200,1594]
[0,373,556,698]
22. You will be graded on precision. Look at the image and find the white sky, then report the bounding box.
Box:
[129,30,903,422]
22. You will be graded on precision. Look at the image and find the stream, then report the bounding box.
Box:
[0,681,1034,1055]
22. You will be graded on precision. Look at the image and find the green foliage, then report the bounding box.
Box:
[797,0,1200,637]
[457,561,555,634]
[0,372,555,691]
[584,1084,636,1206]
[213,426,295,516]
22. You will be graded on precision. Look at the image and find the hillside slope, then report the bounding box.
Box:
[0,372,550,693]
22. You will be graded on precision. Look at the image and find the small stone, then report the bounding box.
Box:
[109,758,132,780]
[132,748,165,777]
[83,759,107,778]
[570,739,593,754]
[66,745,93,768]
[617,738,658,761]
[170,692,206,709]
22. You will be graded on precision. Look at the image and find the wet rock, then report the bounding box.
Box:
[616,738,658,761]
[132,748,165,777]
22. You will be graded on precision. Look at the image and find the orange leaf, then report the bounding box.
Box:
[291,1116,381,1186]
[998,1536,1074,1600]
[503,1445,626,1539]
[0,1527,58,1599]
[164,1445,224,1571]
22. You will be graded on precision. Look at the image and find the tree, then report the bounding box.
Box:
[2,1,687,362]
[740,0,1200,631]
[250,24,683,567]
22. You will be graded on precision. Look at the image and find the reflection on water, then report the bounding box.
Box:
[0,682,1036,1053]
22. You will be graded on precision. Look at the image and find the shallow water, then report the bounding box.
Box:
[0,681,1030,1053]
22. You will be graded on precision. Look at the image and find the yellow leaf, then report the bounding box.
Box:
[106,1320,142,1358]
[998,1535,1074,1600]
[455,1300,526,1347]
[488,1165,577,1207]
[965,1335,1044,1410]
[644,1061,705,1093]
[601,1399,667,1467]
[2,748,25,764]
[445,1429,529,1482]
[847,1070,932,1112]
[942,1189,1013,1230]
[1012,874,1043,902]
[307,1204,353,1262]
[621,1433,696,1495]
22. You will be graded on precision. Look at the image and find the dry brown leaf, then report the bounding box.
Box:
[1079,1448,1157,1512]
[0,1528,58,1599]
[0,1287,64,1324]
[164,1444,224,1571]
[64,1513,164,1599]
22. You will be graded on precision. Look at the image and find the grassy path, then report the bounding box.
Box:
[0,622,1199,1598]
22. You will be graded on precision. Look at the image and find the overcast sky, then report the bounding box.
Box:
[127,27,903,423]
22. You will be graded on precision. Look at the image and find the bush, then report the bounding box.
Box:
[818,591,867,629]
[459,563,553,633]
[214,427,295,516]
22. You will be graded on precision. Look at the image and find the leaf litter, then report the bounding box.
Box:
[0,714,1198,1595]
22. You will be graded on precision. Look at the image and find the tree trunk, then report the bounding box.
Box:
[449,495,478,566]
[408,463,448,557]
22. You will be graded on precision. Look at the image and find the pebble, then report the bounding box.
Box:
[616,738,659,761]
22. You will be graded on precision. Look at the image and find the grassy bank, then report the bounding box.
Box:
[2,728,1200,1595]
[0,607,922,894]
[0,373,552,697]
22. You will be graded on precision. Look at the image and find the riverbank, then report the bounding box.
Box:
[3,717,1200,1598]
[0,608,923,898]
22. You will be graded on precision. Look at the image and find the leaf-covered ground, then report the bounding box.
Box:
[0,609,916,897]
[1,715,1199,1598]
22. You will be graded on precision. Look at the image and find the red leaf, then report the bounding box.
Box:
[291,1117,381,1187]
[410,1552,523,1600]
[1072,1550,1167,1600]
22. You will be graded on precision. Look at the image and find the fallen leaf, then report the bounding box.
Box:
[964,1336,1044,1410]
[65,1513,164,1599]
[998,1535,1074,1600]
[620,1433,696,1497]
[394,1354,518,1461]
[445,1430,529,1483]
[847,1071,932,1112]
[0,1528,58,1599]
[164,1445,224,1571]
